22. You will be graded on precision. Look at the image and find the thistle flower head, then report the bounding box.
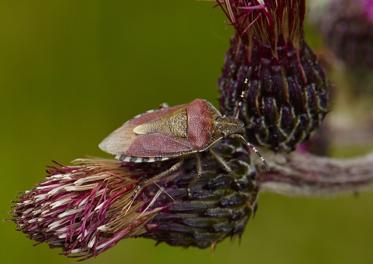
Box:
[217,0,330,152]
[13,139,258,259]
[13,159,164,259]
[315,0,373,69]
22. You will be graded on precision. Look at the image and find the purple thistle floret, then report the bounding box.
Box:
[13,159,166,259]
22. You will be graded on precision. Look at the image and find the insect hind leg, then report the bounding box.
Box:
[140,182,175,217]
[123,161,183,216]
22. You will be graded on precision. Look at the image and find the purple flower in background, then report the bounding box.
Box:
[363,0,373,22]
[315,0,373,69]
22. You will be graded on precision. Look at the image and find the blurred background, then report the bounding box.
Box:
[1,1,372,264]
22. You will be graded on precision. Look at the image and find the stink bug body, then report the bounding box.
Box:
[99,98,267,169]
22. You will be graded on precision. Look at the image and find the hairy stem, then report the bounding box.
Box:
[258,153,373,196]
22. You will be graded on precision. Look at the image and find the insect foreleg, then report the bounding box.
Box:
[231,134,269,171]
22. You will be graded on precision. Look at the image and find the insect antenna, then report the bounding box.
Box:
[234,78,249,119]
[231,134,269,171]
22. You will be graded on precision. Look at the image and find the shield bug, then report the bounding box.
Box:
[99,98,267,171]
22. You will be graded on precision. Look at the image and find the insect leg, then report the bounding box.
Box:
[196,153,202,178]
[139,188,163,217]
[154,182,174,201]
[209,149,232,173]
[188,154,203,187]
[143,160,184,188]
[231,134,269,171]
[123,161,182,216]
[124,162,182,215]
[140,183,174,217]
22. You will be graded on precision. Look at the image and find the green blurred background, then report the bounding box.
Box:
[1,1,373,264]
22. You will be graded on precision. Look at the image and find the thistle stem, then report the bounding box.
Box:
[258,153,373,196]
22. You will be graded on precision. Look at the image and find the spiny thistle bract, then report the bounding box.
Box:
[315,0,373,69]
[218,0,330,152]
[12,139,258,259]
